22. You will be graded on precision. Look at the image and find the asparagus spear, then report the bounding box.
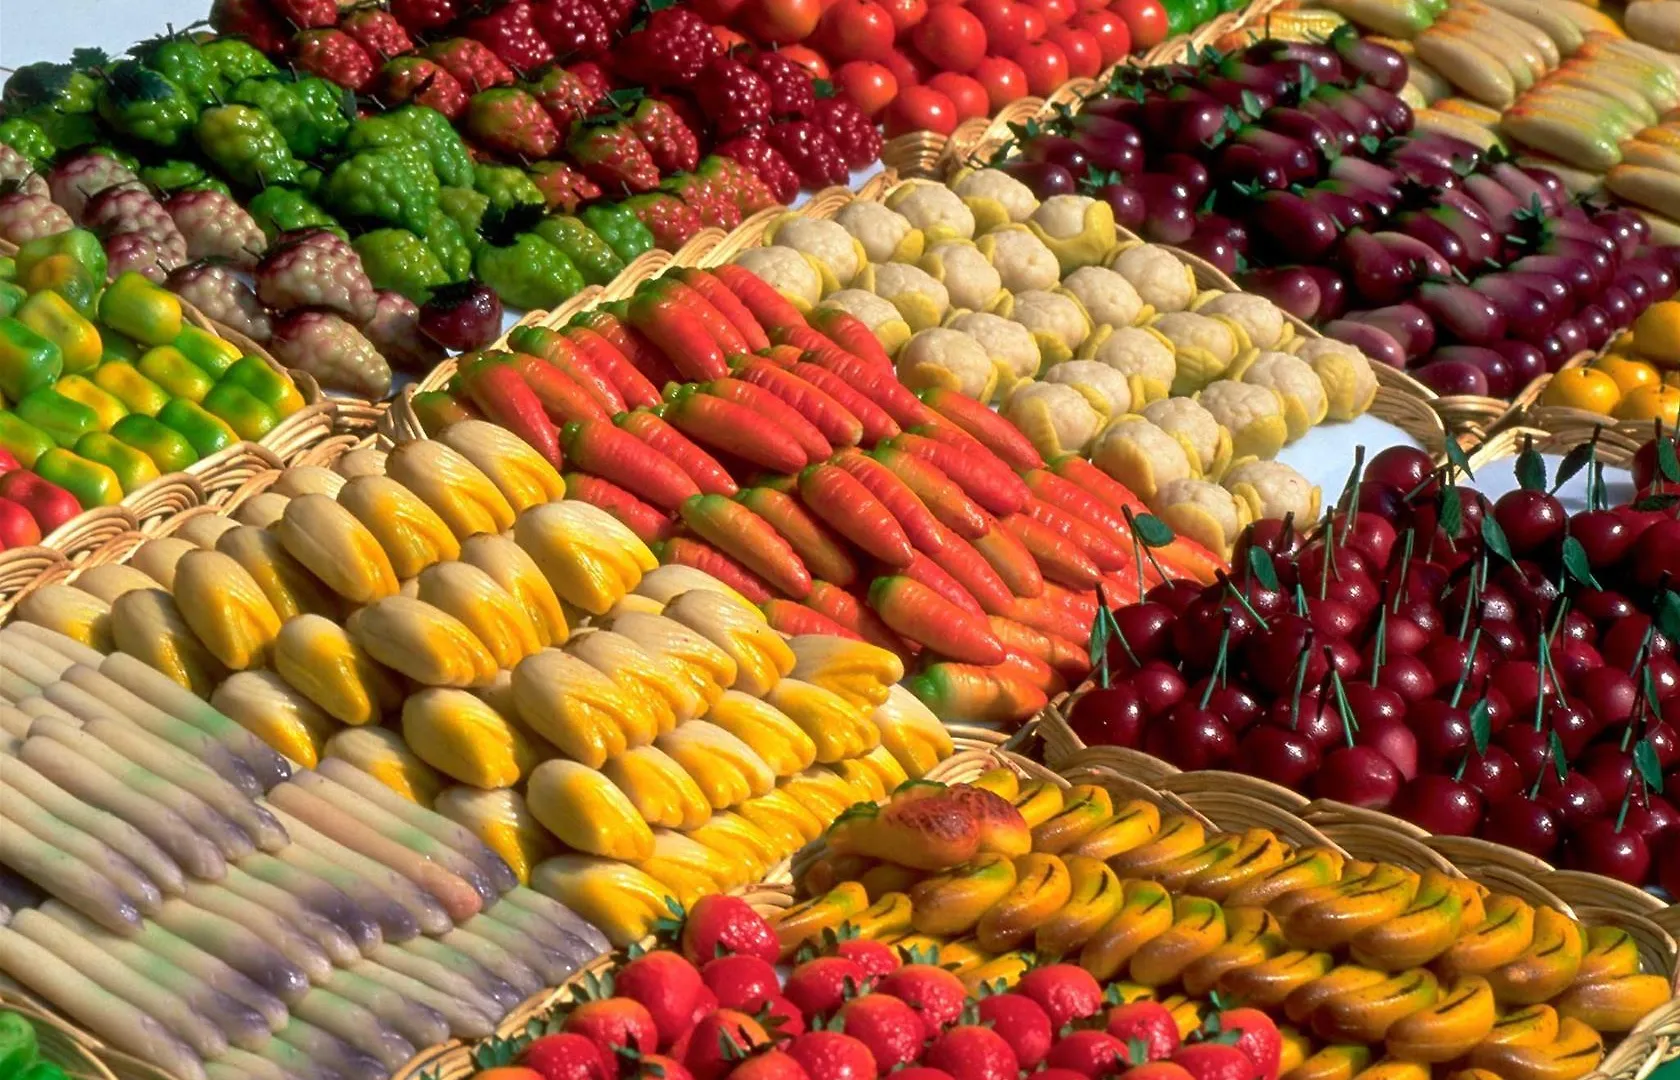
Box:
[0,705,31,739]
[0,801,141,935]
[0,663,41,702]
[57,666,258,795]
[3,622,105,668]
[239,853,381,955]
[439,925,543,998]
[366,941,506,1018]
[275,1017,386,1080]
[322,967,449,1048]
[491,886,610,958]
[352,957,497,1039]
[266,805,451,936]
[99,654,290,789]
[151,897,310,1004]
[131,919,288,1031]
[393,936,523,1012]
[205,1047,289,1080]
[0,780,162,914]
[0,628,74,680]
[218,866,360,967]
[461,909,576,985]
[291,988,417,1071]
[12,696,80,727]
[271,841,419,943]
[250,1033,346,1080]
[179,879,334,984]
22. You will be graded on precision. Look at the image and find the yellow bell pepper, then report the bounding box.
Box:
[16,289,101,374]
[74,432,162,494]
[93,361,171,416]
[54,375,128,431]
[98,272,183,347]
[138,345,213,403]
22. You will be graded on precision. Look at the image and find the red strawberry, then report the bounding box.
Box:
[570,119,660,191]
[594,0,636,33]
[615,6,720,86]
[623,192,703,250]
[466,87,560,157]
[423,37,517,90]
[808,96,881,170]
[271,0,339,28]
[767,121,846,188]
[702,955,781,1013]
[1212,1008,1281,1080]
[725,1049,810,1080]
[341,7,415,59]
[786,1030,877,1080]
[380,56,470,118]
[1044,1030,1130,1078]
[833,938,900,980]
[702,155,778,213]
[616,949,706,1049]
[529,160,603,211]
[835,995,923,1073]
[715,137,797,204]
[874,962,967,1041]
[209,0,289,52]
[468,0,556,73]
[1171,1043,1261,1080]
[683,1010,773,1080]
[924,1025,1018,1080]
[759,996,806,1043]
[696,58,773,137]
[571,60,612,96]
[630,1053,697,1080]
[1038,1070,1098,1080]
[630,97,699,173]
[525,1032,613,1080]
[391,0,460,31]
[1106,1001,1180,1063]
[746,51,816,118]
[975,993,1052,1070]
[565,996,660,1060]
[681,896,780,966]
[525,65,603,133]
[783,957,869,1019]
[532,0,612,59]
[664,171,740,231]
[1124,1067,1196,1080]
[1016,965,1103,1029]
[292,29,377,91]
[890,1071,953,1080]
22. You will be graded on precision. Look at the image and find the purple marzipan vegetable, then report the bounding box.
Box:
[1323,319,1408,369]
[1238,266,1323,321]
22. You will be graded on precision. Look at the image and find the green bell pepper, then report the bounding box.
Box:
[138,345,213,403]
[157,398,237,457]
[17,289,102,374]
[581,203,655,262]
[0,256,15,281]
[14,387,97,447]
[75,431,163,494]
[34,446,122,507]
[19,255,100,319]
[100,331,144,364]
[0,1010,37,1076]
[219,356,306,418]
[0,412,54,467]
[201,381,279,441]
[0,282,27,319]
[14,228,107,291]
[110,413,199,473]
[55,375,128,430]
[93,361,172,416]
[535,216,626,286]
[0,317,63,402]
[172,324,241,377]
[99,273,185,347]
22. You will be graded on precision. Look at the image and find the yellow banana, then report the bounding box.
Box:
[1010,779,1066,828]
[739,788,827,848]
[337,474,461,580]
[774,882,870,958]
[1226,846,1347,908]
[1486,906,1585,1006]
[1553,973,1674,1033]
[1068,799,1162,860]
[975,853,1072,952]
[1129,894,1228,987]
[963,951,1034,991]
[658,722,778,809]
[1109,814,1206,876]
[870,684,954,779]
[435,419,566,512]
[569,628,704,733]
[851,892,914,941]
[1574,925,1642,982]
[1468,1016,1604,1080]
[787,634,902,709]
[1349,870,1466,971]
[971,768,1019,799]
[1079,879,1174,981]
[1445,877,1487,931]
[401,688,540,788]
[602,746,714,831]
[1440,893,1536,977]
[1283,1044,1372,1080]
[459,533,570,648]
[1152,834,1244,893]
[1311,969,1441,1045]
[1275,1024,1313,1078]
[766,678,879,763]
[859,862,923,900]
[516,500,655,616]
[1035,855,1125,958]
[1183,828,1289,901]
[1158,995,1205,1040]
[526,759,654,861]
[1286,965,1393,1026]
[1385,976,1497,1062]
[1347,1063,1430,1080]
[1283,864,1420,952]
[1182,906,1283,996]
[1030,784,1114,853]
[1479,1004,1561,1050]
[780,767,866,822]
[418,561,545,672]
[857,745,911,794]
[1441,1071,1503,1080]
[530,855,672,947]
[510,648,635,767]
[665,590,795,696]
[704,689,817,777]
[1218,949,1337,1007]
[636,828,748,896]
[1270,865,1396,922]
[347,595,500,689]
[833,758,889,804]
[384,438,515,540]
[275,493,399,604]
[909,853,1019,937]
[434,785,555,886]
[921,937,987,972]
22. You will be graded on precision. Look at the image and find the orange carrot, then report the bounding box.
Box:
[1051,455,1223,585]
[503,352,612,425]
[797,464,915,569]
[564,321,673,404]
[999,594,1090,644]
[564,473,675,543]
[789,362,901,446]
[806,581,908,656]
[806,306,895,370]
[919,387,1045,471]
[737,486,859,587]
[869,575,1004,665]
[680,493,812,599]
[909,663,1048,726]
[999,512,1102,588]
[707,377,833,463]
[563,419,697,511]
[616,409,737,496]
[762,599,860,640]
[711,263,808,336]
[761,344,806,367]
[652,278,752,356]
[677,268,771,351]
[737,360,864,448]
[903,552,984,617]
[505,329,626,413]
[830,449,946,556]
[1025,496,1130,573]
[664,385,808,473]
[798,346,932,430]
[971,524,1045,599]
[927,523,1014,616]
[995,648,1065,696]
[889,432,1029,516]
[659,537,774,603]
[871,447,990,539]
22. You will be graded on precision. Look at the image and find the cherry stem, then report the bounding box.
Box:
[1337,445,1366,542]
[1200,615,1233,712]
[1290,629,1316,731]
[1456,559,1479,642]
[1451,626,1482,708]
[1533,627,1557,732]
[1329,668,1357,748]
[1392,528,1415,615]
[1370,598,1389,689]
[1294,583,1309,618]
[1528,739,1551,800]
[1218,573,1270,631]
[1318,508,1335,602]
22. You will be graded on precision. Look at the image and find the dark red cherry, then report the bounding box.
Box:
[1131,660,1187,721]
[1620,793,1679,841]
[1203,681,1264,733]
[1316,746,1402,809]
[1145,580,1202,613]
[1068,685,1146,748]
[1493,489,1566,556]
[1145,704,1234,769]
[1577,589,1637,626]
[1332,511,1398,567]
[1343,684,1405,729]
[1570,509,1634,568]
[1111,603,1175,664]
[1265,692,1351,752]
[1172,600,1257,674]
[1479,794,1561,858]
[1392,775,1484,836]
[1554,610,1597,646]
[1409,700,1473,768]
[1538,770,1608,826]
[1240,725,1322,788]
[1244,617,1326,696]
[1365,446,1436,496]
[1460,745,1522,803]
[1579,743,1636,805]
[1375,654,1437,704]
[1543,701,1600,758]
[1370,615,1429,657]
[1632,519,1680,590]
[1480,619,1530,661]
[1551,640,1603,687]
[1488,660,1562,721]
[1576,667,1636,726]
[1646,721,1680,768]
[1561,818,1651,885]
[1421,636,1491,696]
[1499,724,1552,784]
[1600,616,1669,670]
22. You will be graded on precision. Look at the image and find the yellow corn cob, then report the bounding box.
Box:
[603,745,714,830]
[347,596,500,688]
[459,533,569,648]
[434,785,556,885]
[636,828,748,896]
[321,725,445,805]
[516,500,656,615]
[110,588,226,696]
[13,585,113,652]
[703,690,818,777]
[787,635,903,709]
[601,611,737,702]
[870,684,955,778]
[510,647,650,766]
[210,670,338,768]
[566,628,705,733]
[335,447,387,479]
[234,492,289,528]
[738,788,828,847]
[274,613,402,726]
[416,561,544,670]
[633,564,752,609]
[269,464,345,498]
[663,590,794,696]
[687,811,784,871]
[127,536,197,588]
[403,687,541,788]
[213,524,343,621]
[384,439,516,540]
[765,679,881,763]
[170,514,238,549]
[657,721,777,809]
[526,759,655,860]
[337,474,462,580]
[71,564,162,605]
[437,420,567,512]
[530,855,674,947]
[170,549,283,671]
[275,493,399,604]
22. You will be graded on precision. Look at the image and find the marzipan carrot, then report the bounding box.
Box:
[502,352,611,426]
[624,288,730,381]
[797,464,914,569]
[788,362,900,445]
[458,359,562,469]
[987,616,1057,669]
[971,524,1044,599]
[1042,580,1099,625]
[902,552,984,616]
[1051,454,1222,585]
[771,323,866,371]
[762,598,860,641]
[1025,496,1129,573]
[562,323,671,405]
[736,486,859,587]
[805,307,894,370]
[649,278,751,356]
[706,377,833,463]
[909,662,1048,725]
[562,419,698,510]
[736,360,864,448]
[616,409,737,496]
[889,432,1030,516]
[868,575,1004,665]
[914,412,987,451]
[677,268,771,351]
[927,523,1014,616]
[659,537,774,604]
[505,328,627,413]
[760,345,805,367]
[664,385,808,474]
[871,447,989,539]
[996,648,1065,696]
[1000,594,1089,644]
[564,473,675,543]
[806,581,906,655]
[797,347,931,430]
[679,493,813,599]
[710,264,809,336]
[999,512,1102,588]
[829,449,945,556]
[1024,468,1129,538]
[919,387,1045,470]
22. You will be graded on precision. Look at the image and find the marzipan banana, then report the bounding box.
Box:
[1349,870,1466,971]
[1035,854,1125,958]
[1384,976,1497,1062]
[1079,879,1175,981]
[908,853,1019,937]
[976,853,1072,952]
[1031,785,1114,853]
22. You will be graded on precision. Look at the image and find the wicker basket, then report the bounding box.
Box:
[0,994,120,1080]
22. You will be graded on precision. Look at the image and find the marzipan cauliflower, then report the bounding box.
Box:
[919,241,1006,313]
[977,225,1062,294]
[897,328,1000,401]
[1142,396,1231,481]
[1222,460,1321,524]
[857,261,951,332]
[887,182,977,243]
[1197,379,1289,461]
[766,215,868,289]
[735,246,824,310]
[835,200,923,263]
[1089,415,1194,503]
[1001,381,1106,458]
[1082,324,1177,405]
[1109,243,1197,313]
[1000,288,1092,366]
[1238,351,1329,441]
[951,167,1040,233]
[1063,265,1149,330]
[1028,195,1119,273]
[1153,478,1252,558]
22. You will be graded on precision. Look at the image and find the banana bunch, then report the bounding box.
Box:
[662,590,795,697]
[434,420,567,514]
[788,635,905,710]
[867,685,955,779]
[766,679,883,764]
[599,611,738,705]
[509,647,657,767]
[703,690,820,777]
[566,629,704,734]
[515,501,657,617]
[434,785,557,885]
[385,439,517,539]
[655,722,777,810]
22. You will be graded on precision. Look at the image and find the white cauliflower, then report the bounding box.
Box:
[1223,460,1322,524]
[1090,416,1194,503]
[1000,381,1105,457]
[768,216,866,287]
[1198,379,1289,461]
[1294,337,1380,421]
[1197,291,1290,351]
[835,200,923,263]
[1063,265,1147,330]
[897,328,999,401]
[887,181,977,243]
[857,261,950,332]
[947,311,1040,389]
[1088,325,1177,404]
[1152,311,1243,395]
[952,168,1040,231]
[1006,289,1091,364]
[1043,359,1132,419]
[920,241,1004,312]
[735,246,824,309]
[1028,195,1118,272]
[1110,243,1197,313]
[978,226,1062,294]
[1142,396,1229,479]
[818,289,913,355]
[1239,351,1329,441]
[1153,478,1251,558]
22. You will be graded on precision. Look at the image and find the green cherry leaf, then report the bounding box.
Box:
[1133,513,1176,548]
[1247,545,1280,592]
[1469,699,1491,755]
[1659,437,1680,484]
[1560,536,1601,590]
[1444,435,1475,479]
[1634,738,1664,795]
[1480,512,1515,565]
[1438,485,1463,539]
[1515,441,1547,492]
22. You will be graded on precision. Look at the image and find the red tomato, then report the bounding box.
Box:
[1073,10,1130,63]
[968,0,1025,54]
[820,0,897,60]
[1016,4,1047,41]
[1040,0,1079,24]
[779,44,833,77]
[1012,38,1068,93]
[1112,0,1167,48]
[741,0,823,41]
[713,24,751,49]
[879,0,929,30]
[911,4,989,72]
[972,54,1028,109]
[885,85,958,135]
[835,59,900,114]
[880,46,927,86]
[1047,25,1101,75]
[927,71,990,119]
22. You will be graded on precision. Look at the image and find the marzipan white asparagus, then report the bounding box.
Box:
[323,967,450,1048]
[292,988,418,1070]
[99,654,290,789]
[251,1034,340,1080]
[351,957,497,1038]
[367,941,504,1018]
[0,705,33,739]
[0,924,208,1080]
[271,841,420,943]
[0,799,142,934]
[395,935,522,1010]
[503,883,611,954]
[462,908,578,985]
[0,638,68,688]
[238,852,382,955]
[151,897,311,1004]
[12,697,78,727]
[218,865,361,967]
[131,920,288,1031]
[179,879,335,984]
[481,887,603,960]
[276,1017,386,1080]
[206,1048,288,1080]
[440,925,543,996]
[0,665,41,702]
[4,622,106,668]
[266,804,452,936]
[0,780,162,914]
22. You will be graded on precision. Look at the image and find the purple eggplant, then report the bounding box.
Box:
[1198,213,1250,251]
[1434,184,1491,225]
[1082,97,1145,128]
[1182,223,1241,275]
[1552,317,1588,359]
[1306,186,1371,231]
[1640,243,1680,280]
[1546,215,1617,257]
[1461,172,1525,231]
[1249,190,1340,262]
[1000,159,1076,198]
[1023,134,1090,176]
[1156,97,1232,155]
[1330,154,1402,193]
[1428,346,1514,397]
[1342,303,1436,358]
[1513,165,1567,212]
[1598,284,1637,326]
[1300,265,1349,321]
[1501,270,1573,316]
[1133,172,1196,207]
[1507,253,1596,306]
[1621,257,1678,303]
[1231,127,1318,183]
[1323,319,1408,368]
[1218,143,1289,190]
[1417,279,1507,346]
[1397,211,1468,270]
[1329,25,1408,92]
[1260,107,1340,160]
[1237,266,1322,321]
[1158,154,1211,200]
[1576,304,1613,350]
[1072,126,1144,175]
[1389,131,1483,172]
[1415,358,1491,396]
[1317,86,1387,142]
[1338,228,1422,306]
[1469,272,1556,336]
[1350,83,1414,138]
[1374,231,1454,278]
[1093,182,1147,230]
[1202,76,1276,117]
[1488,340,1545,388]
[1142,199,1197,245]
[1298,98,1359,153]
[1589,207,1648,259]
[1241,40,1344,83]
[1618,271,1654,315]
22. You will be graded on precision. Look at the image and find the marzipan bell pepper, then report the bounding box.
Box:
[93,361,171,416]
[0,316,63,402]
[16,289,101,374]
[75,431,162,494]
[110,413,200,473]
[34,447,122,507]
[14,387,99,447]
[99,272,185,347]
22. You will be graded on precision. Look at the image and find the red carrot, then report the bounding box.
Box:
[563,322,671,406]
[677,268,771,351]
[736,486,859,587]
[789,362,901,445]
[706,377,833,463]
[710,263,809,337]
[1042,580,1099,623]
[995,648,1065,696]
[564,473,675,543]
[562,419,697,510]
[679,493,813,599]
[797,346,931,430]
[806,581,907,656]
[902,552,984,616]
[459,359,562,469]
[927,523,1014,616]
[624,288,730,380]
[806,306,894,370]
[869,575,1005,665]
[1023,468,1130,539]
[888,432,1030,517]
[909,663,1048,726]
[797,464,915,569]
[503,353,612,426]
[663,386,808,474]
[829,448,946,556]
[870,447,989,539]
[659,537,774,603]
[762,599,861,641]
[1025,496,1130,573]
[1048,455,1224,587]
[616,409,738,496]
[987,616,1057,668]
[999,594,1090,644]
[770,323,866,372]
[761,344,806,368]
[650,278,752,356]
[737,360,864,448]
[506,328,627,413]
[919,387,1045,471]
[971,524,1044,599]
[1000,512,1102,588]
